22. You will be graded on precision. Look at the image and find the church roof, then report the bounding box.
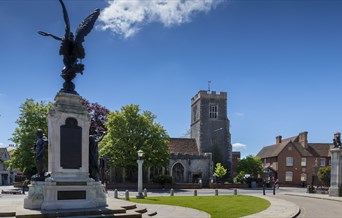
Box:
[168,138,199,155]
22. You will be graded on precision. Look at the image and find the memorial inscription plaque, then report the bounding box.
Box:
[57,191,86,200]
[60,117,82,169]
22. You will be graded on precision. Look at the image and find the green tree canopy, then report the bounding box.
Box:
[214,163,227,181]
[237,155,263,178]
[99,104,170,168]
[317,166,331,186]
[9,99,51,173]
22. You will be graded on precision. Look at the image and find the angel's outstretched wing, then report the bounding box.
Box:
[74,8,100,59]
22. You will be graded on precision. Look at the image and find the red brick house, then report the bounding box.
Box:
[231,151,241,178]
[257,132,332,186]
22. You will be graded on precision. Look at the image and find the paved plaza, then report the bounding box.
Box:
[2,186,342,217]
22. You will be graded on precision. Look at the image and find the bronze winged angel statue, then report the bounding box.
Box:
[38,0,100,94]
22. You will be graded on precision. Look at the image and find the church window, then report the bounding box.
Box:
[193,106,197,122]
[172,163,184,182]
[211,137,217,145]
[320,158,326,167]
[209,104,218,118]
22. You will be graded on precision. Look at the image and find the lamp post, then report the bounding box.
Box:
[137,149,144,199]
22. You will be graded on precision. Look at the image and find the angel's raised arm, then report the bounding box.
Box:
[38,31,62,41]
[59,0,70,38]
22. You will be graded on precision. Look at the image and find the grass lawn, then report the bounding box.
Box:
[130,195,270,218]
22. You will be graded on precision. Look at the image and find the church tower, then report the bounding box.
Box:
[190,90,232,178]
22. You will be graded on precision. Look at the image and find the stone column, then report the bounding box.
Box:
[329,148,342,196]
[137,159,144,199]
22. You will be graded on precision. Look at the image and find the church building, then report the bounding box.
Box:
[107,90,233,187]
[190,90,232,177]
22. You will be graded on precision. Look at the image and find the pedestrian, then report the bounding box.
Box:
[22,180,28,194]
[275,179,279,189]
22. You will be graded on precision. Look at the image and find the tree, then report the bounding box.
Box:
[233,171,247,184]
[82,98,110,138]
[237,155,263,178]
[317,166,331,186]
[99,104,170,169]
[9,99,51,176]
[214,163,227,182]
[180,129,191,138]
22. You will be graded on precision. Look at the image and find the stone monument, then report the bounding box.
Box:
[24,0,106,210]
[329,132,342,197]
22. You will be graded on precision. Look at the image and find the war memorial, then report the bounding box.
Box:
[329,132,342,197]
[23,0,106,211]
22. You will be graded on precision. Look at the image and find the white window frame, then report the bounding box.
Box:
[301,157,307,167]
[209,104,218,119]
[320,158,326,167]
[285,171,293,182]
[286,157,293,166]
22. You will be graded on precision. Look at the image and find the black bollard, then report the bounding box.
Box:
[125,190,129,200]
[263,184,266,195]
[144,188,147,197]
[114,189,118,198]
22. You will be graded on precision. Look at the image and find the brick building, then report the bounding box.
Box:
[231,151,241,178]
[0,147,13,185]
[257,132,332,186]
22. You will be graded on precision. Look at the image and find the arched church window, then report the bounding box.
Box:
[172,163,184,182]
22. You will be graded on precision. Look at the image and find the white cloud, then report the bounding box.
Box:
[0,142,4,147]
[232,143,246,149]
[98,0,225,38]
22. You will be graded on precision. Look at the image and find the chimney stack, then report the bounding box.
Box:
[299,131,308,149]
[276,135,282,144]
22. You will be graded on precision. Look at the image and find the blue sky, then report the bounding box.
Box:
[0,0,341,158]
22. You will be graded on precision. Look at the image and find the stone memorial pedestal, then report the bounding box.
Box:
[24,92,107,210]
[24,181,45,209]
[329,148,342,197]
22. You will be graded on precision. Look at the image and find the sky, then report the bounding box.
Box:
[0,0,341,158]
